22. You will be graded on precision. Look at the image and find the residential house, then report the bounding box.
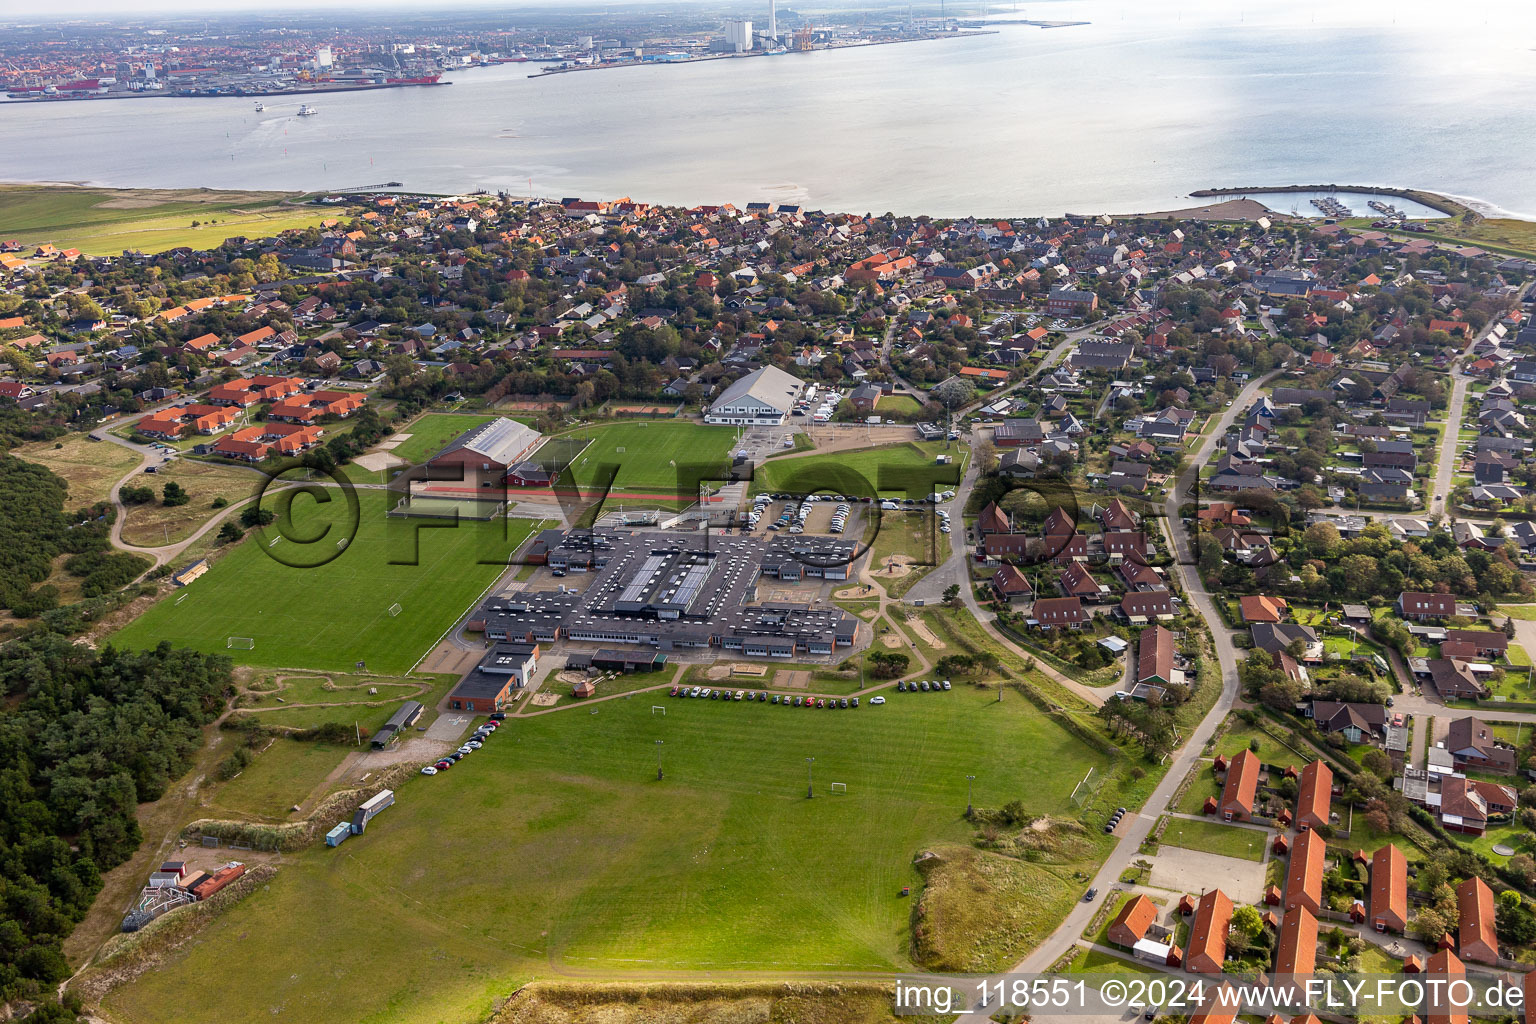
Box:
[1398,591,1458,621]
[991,564,1033,604]
[1121,590,1176,624]
[1240,595,1288,623]
[1137,624,1175,687]
[1445,716,1516,775]
[1305,701,1389,743]
[1296,760,1333,832]
[1285,829,1326,915]
[1185,888,1232,974]
[1033,596,1088,630]
[1369,845,1408,934]
[1219,749,1259,822]
[1456,877,1498,964]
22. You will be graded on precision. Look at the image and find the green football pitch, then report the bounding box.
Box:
[102,685,1116,1024]
[556,420,740,498]
[112,489,545,673]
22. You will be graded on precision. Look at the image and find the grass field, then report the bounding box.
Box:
[0,184,336,255]
[102,686,1121,1024]
[111,489,547,673]
[753,441,968,498]
[12,433,139,507]
[867,511,941,599]
[386,412,497,465]
[233,670,453,735]
[1212,719,1309,768]
[558,420,738,498]
[204,738,352,822]
[1159,818,1265,861]
[118,459,263,546]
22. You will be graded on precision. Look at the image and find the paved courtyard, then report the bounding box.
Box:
[1146,845,1267,904]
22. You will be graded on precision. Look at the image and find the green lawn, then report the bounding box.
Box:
[874,394,925,418]
[1213,720,1308,769]
[1159,818,1265,861]
[868,510,941,599]
[554,420,739,499]
[103,684,1120,1024]
[0,184,337,255]
[1060,946,1165,977]
[205,738,353,821]
[386,412,498,465]
[753,441,968,499]
[111,489,547,673]
[1500,605,1536,622]
[234,672,456,734]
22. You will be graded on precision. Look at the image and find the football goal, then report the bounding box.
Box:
[829,782,847,794]
[226,637,256,650]
[388,602,403,617]
[651,706,666,715]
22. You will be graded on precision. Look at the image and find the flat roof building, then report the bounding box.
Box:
[450,643,539,712]
[470,530,859,659]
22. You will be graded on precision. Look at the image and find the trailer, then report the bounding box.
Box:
[325,821,354,847]
[350,789,395,833]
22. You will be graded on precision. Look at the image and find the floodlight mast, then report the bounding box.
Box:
[806,756,815,798]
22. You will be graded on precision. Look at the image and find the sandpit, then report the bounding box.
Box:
[904,615,946,650]
[706,664,733,680]
[529,692,559,707]
[834,585,877,599]
[881,634,904,648]
[773,670,811,690]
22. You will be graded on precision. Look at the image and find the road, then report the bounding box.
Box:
[1430,368,1471,512]
[952,372,1284,1019]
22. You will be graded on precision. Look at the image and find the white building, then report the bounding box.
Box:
[705,365,802,425]
[724,19,754,52]
[314,46,334,69]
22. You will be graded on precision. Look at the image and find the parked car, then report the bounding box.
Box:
[467,740,482,749]
[851,697,859,707]
[689,687,701,697]
[839,698,849,708]
[457,745,473,755]
[489,712,506,721]
[435,759,452,770]
[942,680,952,691]
[1083,887,1098,902]
[421,765,438,775]
[920,681,930,691]
[771,694,780,704]
[897,681,906,691]
[869,696,885,705]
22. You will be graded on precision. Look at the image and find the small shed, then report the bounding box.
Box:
[1202,796,1218,815]
[571,679,596,699]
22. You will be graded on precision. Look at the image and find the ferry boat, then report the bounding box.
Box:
[297,104,318,116]
[254,100,264,111]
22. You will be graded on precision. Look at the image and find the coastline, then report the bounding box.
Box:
[526,30,996,78]
[1189,183,1472,220]
[1,80,451,105]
